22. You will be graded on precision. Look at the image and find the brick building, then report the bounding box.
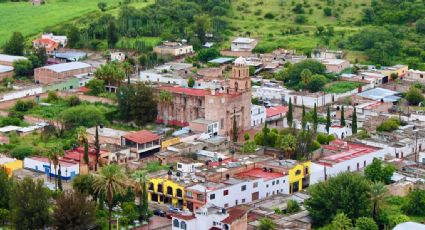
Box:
[0,65,13,81]
[157,57,252,136]
[0,54,27,66]
[34,62,92,85]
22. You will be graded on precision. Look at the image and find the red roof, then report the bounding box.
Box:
[266,106,288,118]
[221,207,248,224]
[64,146,109,162]
[159,86,210,97]
[235,168,285,180]
[29,156,77,167]
[172,213,196,221]
[78,86,90,93]
[123,130,160,144]
[317,140,381,166]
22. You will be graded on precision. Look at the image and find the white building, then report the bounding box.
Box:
[41,33,67,47]
[172,205,248,230]
[110,52,125,62]
[310,140,386,184]
[24,156,79,180]
[231,37,258,52]
[252,86,285,101]
[319,58,350,73]
[0,86,43,102]
[405,69,425,82]
[251,105,266,127]
[139,69,187,86]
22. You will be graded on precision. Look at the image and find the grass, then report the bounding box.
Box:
[324,81,362,94]
[228,0,369,59]
[384,195,425,224]
[0,0,154,46]
[116,36,162,50]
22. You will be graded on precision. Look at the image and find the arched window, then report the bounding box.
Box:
[235,82,239,92]
[176,188,183,197]
[181,221,187,230]
[167,186,173,196]
[173,219,179,227]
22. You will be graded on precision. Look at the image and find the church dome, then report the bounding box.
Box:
[234,56,247,66]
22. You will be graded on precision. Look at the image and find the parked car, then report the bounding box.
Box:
[153,209,166,217]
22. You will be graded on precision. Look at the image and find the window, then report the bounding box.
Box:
[364,160,366,167]
[173,219,179,227]
[241,185,246,191]
[223,190,229,196]
[266,184,269,188]
[253,182,258,188]
[347,166,350,171]
[242,199,246,203]
[177,164,182,168]
[186,191,193,198]
[210,194,215,200]
[276,180,279,184]
[272,181,275,185]
[180,221,187,230]
[224,203,229,208]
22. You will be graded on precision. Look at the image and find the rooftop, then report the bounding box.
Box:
[123,130,160,144]
[0,54,27,63]
[0,126,21,133]
[358,87,401,102]
[208,57,234,64]
[221,206,249,224]
[42,62,91,73]
[54,51,87,61]
[232,37,256,44]
[159,85,210,97]
[321,58,348,65]
[317,140,381,166]
[266,105,288,118]
[28,156,78,167]
[235,168,285,181]
[87,127,128,139]
[0,65,13,73]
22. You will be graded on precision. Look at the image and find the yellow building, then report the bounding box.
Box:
[288,161,310,193]
[147,177,186,208]
[0,157,23,177]
[161,137,180,150]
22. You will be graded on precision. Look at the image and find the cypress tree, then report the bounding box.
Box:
[313,103,318,133]
[301,104,307,130]
[95,126,100,171]
[232,112,238,143]
[341,106,346,126]
[287,98,293,127]
[326,106,331,134]
[352,107,357,134]
[263,122,269,146]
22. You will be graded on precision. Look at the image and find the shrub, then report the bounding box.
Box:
[323,7,332,16]
[264,12,275,19]
[14,100,35,112]
[46,91,59,102]
[66,96,81,107]
[244,132,250,141]
[402,189,425,216]
[355,217,378,230]
[287,199,301,214]
[376,118,400,132]
[295,15,307,24]
[10,146,34,160]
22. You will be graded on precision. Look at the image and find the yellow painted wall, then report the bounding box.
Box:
[1,160,23,177]
[288,161,310,193]
[161,137,180,150]
[148,177,186,207]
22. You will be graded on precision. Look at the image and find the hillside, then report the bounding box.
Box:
[0,0,153,46]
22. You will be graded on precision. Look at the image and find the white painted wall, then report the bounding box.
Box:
[358,138,425,158]
[24,157,79,180]
[251,105,266,127]
[0,87,43,101]
[139,71,187,86]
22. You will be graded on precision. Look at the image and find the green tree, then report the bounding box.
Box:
[188,76,195,88]
[402,189,425,216]
[129,83,158,126]
[278,134,297,159]
[405,86,425,105]
[287,199,301,214]
[364,158,395,184]
[193,14,211,44]
[3,32,25,56]
[340,106,345,126]
[313,103,318,133]
[323,7,332,16]
[244,132,250,141]
[352,107,357,134]
[98,2,107,11]
[355,217,378,230]
[13,59,33,76]
[52,191,97,229]
[131,170,150,221]
[72,174,95,196]
[369,181,387,220]
[287,98,293,127]
[416,18,425,34]
[9,178,51,230]
[301,104,307,130]
[121,61,133,84]
[59,105,106,129]
[67,25,80,48]
[376,118,400,132]
[0,170,10,210]
[305,172,371,227]
[77,126,89,164]
[197,48,220,63]
[93,164,127,230]
[232,111,238,143]
[389,214,410,228]
[259,217,276,230]
[305,74,328,92]
[326,106,331,133]
[326,213,353,230]
[86,79,106,96]
[285,59,326,87]
[94,62,125,88]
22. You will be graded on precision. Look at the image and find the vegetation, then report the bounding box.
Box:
[324,81,362,94]
[376,118,401,132]
[364,158,395,184]
[259,217,276,230]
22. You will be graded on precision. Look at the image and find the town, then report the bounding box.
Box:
[0,0,424,230]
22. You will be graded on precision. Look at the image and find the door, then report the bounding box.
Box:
[251,192,259,201]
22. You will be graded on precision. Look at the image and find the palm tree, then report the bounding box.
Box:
[76,126,89,164]
[278,134,297,159]
[131,170,149,221]
[94,63,125,91]
[121,61,133,84]
[369,181,387,220]
[159,90,173,125]
[93,164,127,230]
[48,145,63,190]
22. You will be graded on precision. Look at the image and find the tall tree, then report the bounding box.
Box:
[340,105,346,126]
[305,172,371,227]
[131,170,149,221]
[48,145,63,190]
[369,182,387,220]
[313,103,318,133]
[121,61,133,84]
[94,62,125,89]
[287,98,293,127]
[352,107,357,134]
[364,158,395,184]
[188,76,195,88]
[129,83,158,126]
[3,32,25,56]
[232,110,238,143]
[326,106,331,134]
[52,191,97,230]
[93,164,127,230]
[301,104,307,130]
[0,170,10,210]
[159,90,173,125]
[278,134,297,159]
[95,125,100,171]
[9,178,51,230]
[106,21,119,48]
[262,122,269,147]
[77,126,89,164]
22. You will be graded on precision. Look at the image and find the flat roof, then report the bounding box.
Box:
[0,65,13,73]
[54,52,87,60]
[42,62,91,73]
[87,127,128,139]
[0,157,17,165]
[232,37,256,44]
[321,59,348,65]
[0,126,21,133]
[358,87,401,102]
[0,54,27,63]
[208,57,234,64]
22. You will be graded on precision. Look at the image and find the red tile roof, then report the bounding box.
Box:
[78,86,90,93]
[172,213,196,221]
[266,106,288,118]
[221,207,248,224]
[123,130,160,144]
[159,86,210,97]
[235,168,285,180]
[317,140,381,166]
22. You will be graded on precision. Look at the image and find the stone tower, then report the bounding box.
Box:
[228,57,251,94]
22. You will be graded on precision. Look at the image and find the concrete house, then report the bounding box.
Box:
[34,62,93,85]
[231,37,258,52]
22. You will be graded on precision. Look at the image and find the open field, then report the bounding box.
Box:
[229,0,370,59]
[0,0,153,46]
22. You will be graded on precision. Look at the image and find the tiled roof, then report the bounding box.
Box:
[123,130,160,144]
[235,168,285,180]
[317,140,381,166]
[266,105,288,118]
[172,213,196,221]
[159,86,210,97]
[221,207,248,224]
